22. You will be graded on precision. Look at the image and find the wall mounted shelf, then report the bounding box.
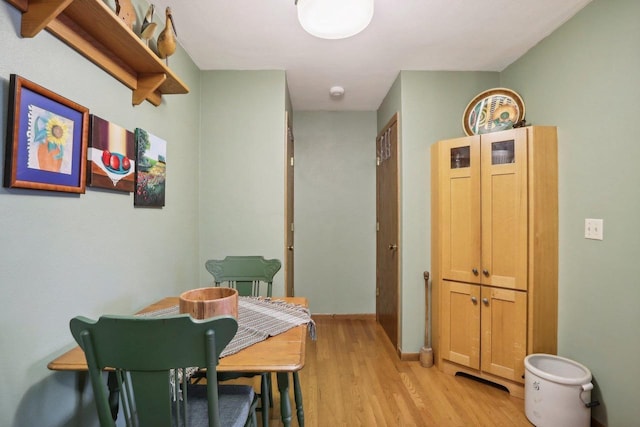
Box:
[6,0,190,106]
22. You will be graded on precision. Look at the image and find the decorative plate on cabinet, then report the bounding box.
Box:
[462,88,525,136]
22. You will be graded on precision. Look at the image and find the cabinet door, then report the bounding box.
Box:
[439,136,481,284]
[441,280,480,369]
[480,128,528,290]
[480,286,527,383]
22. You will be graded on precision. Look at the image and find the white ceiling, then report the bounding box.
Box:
[150,0,592,111]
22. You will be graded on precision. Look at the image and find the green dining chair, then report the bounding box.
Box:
[69,314,257,427]
[205,256,281,426]
[205,256,281,298]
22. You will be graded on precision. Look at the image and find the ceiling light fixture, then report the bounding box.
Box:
[295,0,374,40]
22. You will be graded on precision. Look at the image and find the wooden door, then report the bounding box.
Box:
[480,128,528,291]
[441,280,480,369]
[376,114,400,349]
[285,112,295,296]
[480,286,527,382]
[439,135,481,284]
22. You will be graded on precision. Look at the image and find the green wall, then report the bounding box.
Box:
[399,70,499,353]
[375,4,640,423]
[377,71,499,352]
[198,71,288,294]
[377,74,402,132]
[0,3,202,426]
[2,0,637,425]
[385,2,640,422]
[293,111,377,314]
[501,0,640,424]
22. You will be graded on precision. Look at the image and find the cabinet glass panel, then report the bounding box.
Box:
[450,146,471,169]
[491,140,515,165]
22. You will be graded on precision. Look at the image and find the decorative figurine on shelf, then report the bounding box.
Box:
[115,0,136,30]
[157,7,177,65]
[140,4,158,46]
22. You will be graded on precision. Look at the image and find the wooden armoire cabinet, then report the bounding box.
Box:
[430,126,558,398]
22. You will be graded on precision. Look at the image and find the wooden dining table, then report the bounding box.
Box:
[48,296,309,427]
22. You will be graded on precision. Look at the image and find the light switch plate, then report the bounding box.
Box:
[585,218,603,240]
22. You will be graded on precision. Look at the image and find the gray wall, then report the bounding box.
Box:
[293,111,377,315]
[500,0,640,424]
[0,2,202,426]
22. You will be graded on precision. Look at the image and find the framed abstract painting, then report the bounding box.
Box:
[4,74,89,193]
[134,128,166,207]
[88,115,135,192]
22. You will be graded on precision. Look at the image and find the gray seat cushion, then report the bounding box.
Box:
[185,383,255,427]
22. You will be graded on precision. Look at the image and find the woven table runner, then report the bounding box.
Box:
[224,297,316,357]
[138,297,316,358]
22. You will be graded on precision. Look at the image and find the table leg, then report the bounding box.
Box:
[293,372,304,427]
[276,372,292,427]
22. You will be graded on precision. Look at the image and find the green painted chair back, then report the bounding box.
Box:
[69,314,243,427]
[205,256,281,297]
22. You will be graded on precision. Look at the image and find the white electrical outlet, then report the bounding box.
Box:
[585,218,604,240]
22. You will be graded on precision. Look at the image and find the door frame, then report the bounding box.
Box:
[284,111,294,296]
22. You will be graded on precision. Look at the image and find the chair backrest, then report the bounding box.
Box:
[205,256,281,297]
[70,314,238,427]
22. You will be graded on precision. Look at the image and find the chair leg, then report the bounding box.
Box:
[260,373,270,427]
[106,371,120,421]
[267,373,273,408]
[293,372,304,427]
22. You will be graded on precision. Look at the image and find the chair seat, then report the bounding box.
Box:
[186,384,256,427]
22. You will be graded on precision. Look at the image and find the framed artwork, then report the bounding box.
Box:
[88,115,135,192]
[134,128,166,207]
[3,74,89,193]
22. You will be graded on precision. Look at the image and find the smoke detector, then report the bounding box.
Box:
[330,86,345,98]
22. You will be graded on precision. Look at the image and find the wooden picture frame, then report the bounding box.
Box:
[134,128,166,207]
[88,115,135,192]
[4,74,89,193]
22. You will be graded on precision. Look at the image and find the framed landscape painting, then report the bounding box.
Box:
[4,74,89,193]
[134,128,166,207]
[88,115,135,192]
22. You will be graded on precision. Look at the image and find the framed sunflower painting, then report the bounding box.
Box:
[3,74,89,193]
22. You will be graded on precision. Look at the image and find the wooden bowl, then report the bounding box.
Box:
[179,287,238,319]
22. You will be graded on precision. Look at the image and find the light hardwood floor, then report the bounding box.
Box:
[240,317,533,427]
